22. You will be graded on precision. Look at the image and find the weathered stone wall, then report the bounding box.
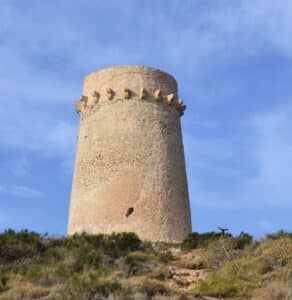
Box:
[68,65,191,242]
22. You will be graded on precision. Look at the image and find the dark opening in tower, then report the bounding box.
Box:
[126,207,134,217]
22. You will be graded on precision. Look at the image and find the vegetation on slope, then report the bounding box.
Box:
[0,229,291,299]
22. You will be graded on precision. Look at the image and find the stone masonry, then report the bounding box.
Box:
[68,65,191,242]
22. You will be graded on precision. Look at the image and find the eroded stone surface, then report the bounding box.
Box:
[68,65,191,242]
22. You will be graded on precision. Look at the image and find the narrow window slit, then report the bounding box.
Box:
[126,207,134,218]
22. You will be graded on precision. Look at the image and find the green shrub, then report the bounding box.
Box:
[233,232,253,249]
[159,251,174,263]
[66,272,121,298]
[150,267,172,281]
[0,229,46,263]
[72,246,101,272]
[123,253,149,276]
[0,276,8,293]
[106,232,142,255]
[181,231,252,251]
[37,247,62,265]
[204,237,239,269]
[24,264,42,281]
[181,232,224,250]
[140,279,170,298]
[256,238,292,270]
[196,273,257,297]
[67,232,142,259]
[252,281,292,300]
[1,228,290,300]
[266,230,292,240]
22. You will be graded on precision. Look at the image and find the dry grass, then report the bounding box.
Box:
[0,229,291,299]
[252,281,292,300]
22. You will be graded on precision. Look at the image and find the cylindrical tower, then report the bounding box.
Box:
[68,65,191,242]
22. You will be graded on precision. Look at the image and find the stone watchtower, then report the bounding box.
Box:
[68,65,191,242]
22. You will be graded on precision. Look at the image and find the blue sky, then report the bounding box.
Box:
[0,0,292,237]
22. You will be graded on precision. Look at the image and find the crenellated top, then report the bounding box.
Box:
[74,87,186,117]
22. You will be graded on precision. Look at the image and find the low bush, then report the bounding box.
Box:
[204,237,239,269]
[123,253,151,276]
[266,230,292,240]
[196,272,257,298]
[253,238,292,272]
[66,272,121,299]
[252,281,292,300]
[196,236,292,298]
[181,232,223,250]
[0,276,8,293]
[181,231,253,251]
[139,279,170,298]
[150,267,171,281]
[158,250,175,263]
[233,232,253,249]
[0,229,46,263]
[0,229,291,299]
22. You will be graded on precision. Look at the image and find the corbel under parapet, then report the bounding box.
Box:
[140,88,147,100]
[74,95,88,114]
[106,88,114,100]
[154,89,162,101]
[92,91,100,105]
[123,88,131,99]
[166,93,175,105]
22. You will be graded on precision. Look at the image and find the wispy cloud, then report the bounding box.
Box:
[0,185,45,199]
[0,1,291,234]
[0,107,77,158]
[1,0,291,162]
[243,106,292,207]
[187,104,292,210]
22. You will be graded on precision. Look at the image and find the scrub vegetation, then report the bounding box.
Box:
[0,229,291,299]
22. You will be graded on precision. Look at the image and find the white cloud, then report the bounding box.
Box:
[184,132,240,210]
[1,0,292,211]
[0,106,77,158]
[242,106,292,207]
[1,0,292,81]
[0,185,45,199]
[241,0,292,56]
[185,104,292,210]
[155,0,292,73]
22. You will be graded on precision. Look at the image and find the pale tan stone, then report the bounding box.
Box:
[167,93,175,105]
[106,88,114,100]
[139,87,147,100]
[75,95,88,112]
[123,88,131,99]
[154,89,162,100]
[68,65,191,242]
[80,95,88,104]
[92,91,100,105]
[176,102,186,116]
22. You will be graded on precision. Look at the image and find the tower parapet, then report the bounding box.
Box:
[74,86,186,118]
[68,65,191,242]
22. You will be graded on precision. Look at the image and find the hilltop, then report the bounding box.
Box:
[0,230,291,299]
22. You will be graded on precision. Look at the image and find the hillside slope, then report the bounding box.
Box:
[0,230,291,299]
